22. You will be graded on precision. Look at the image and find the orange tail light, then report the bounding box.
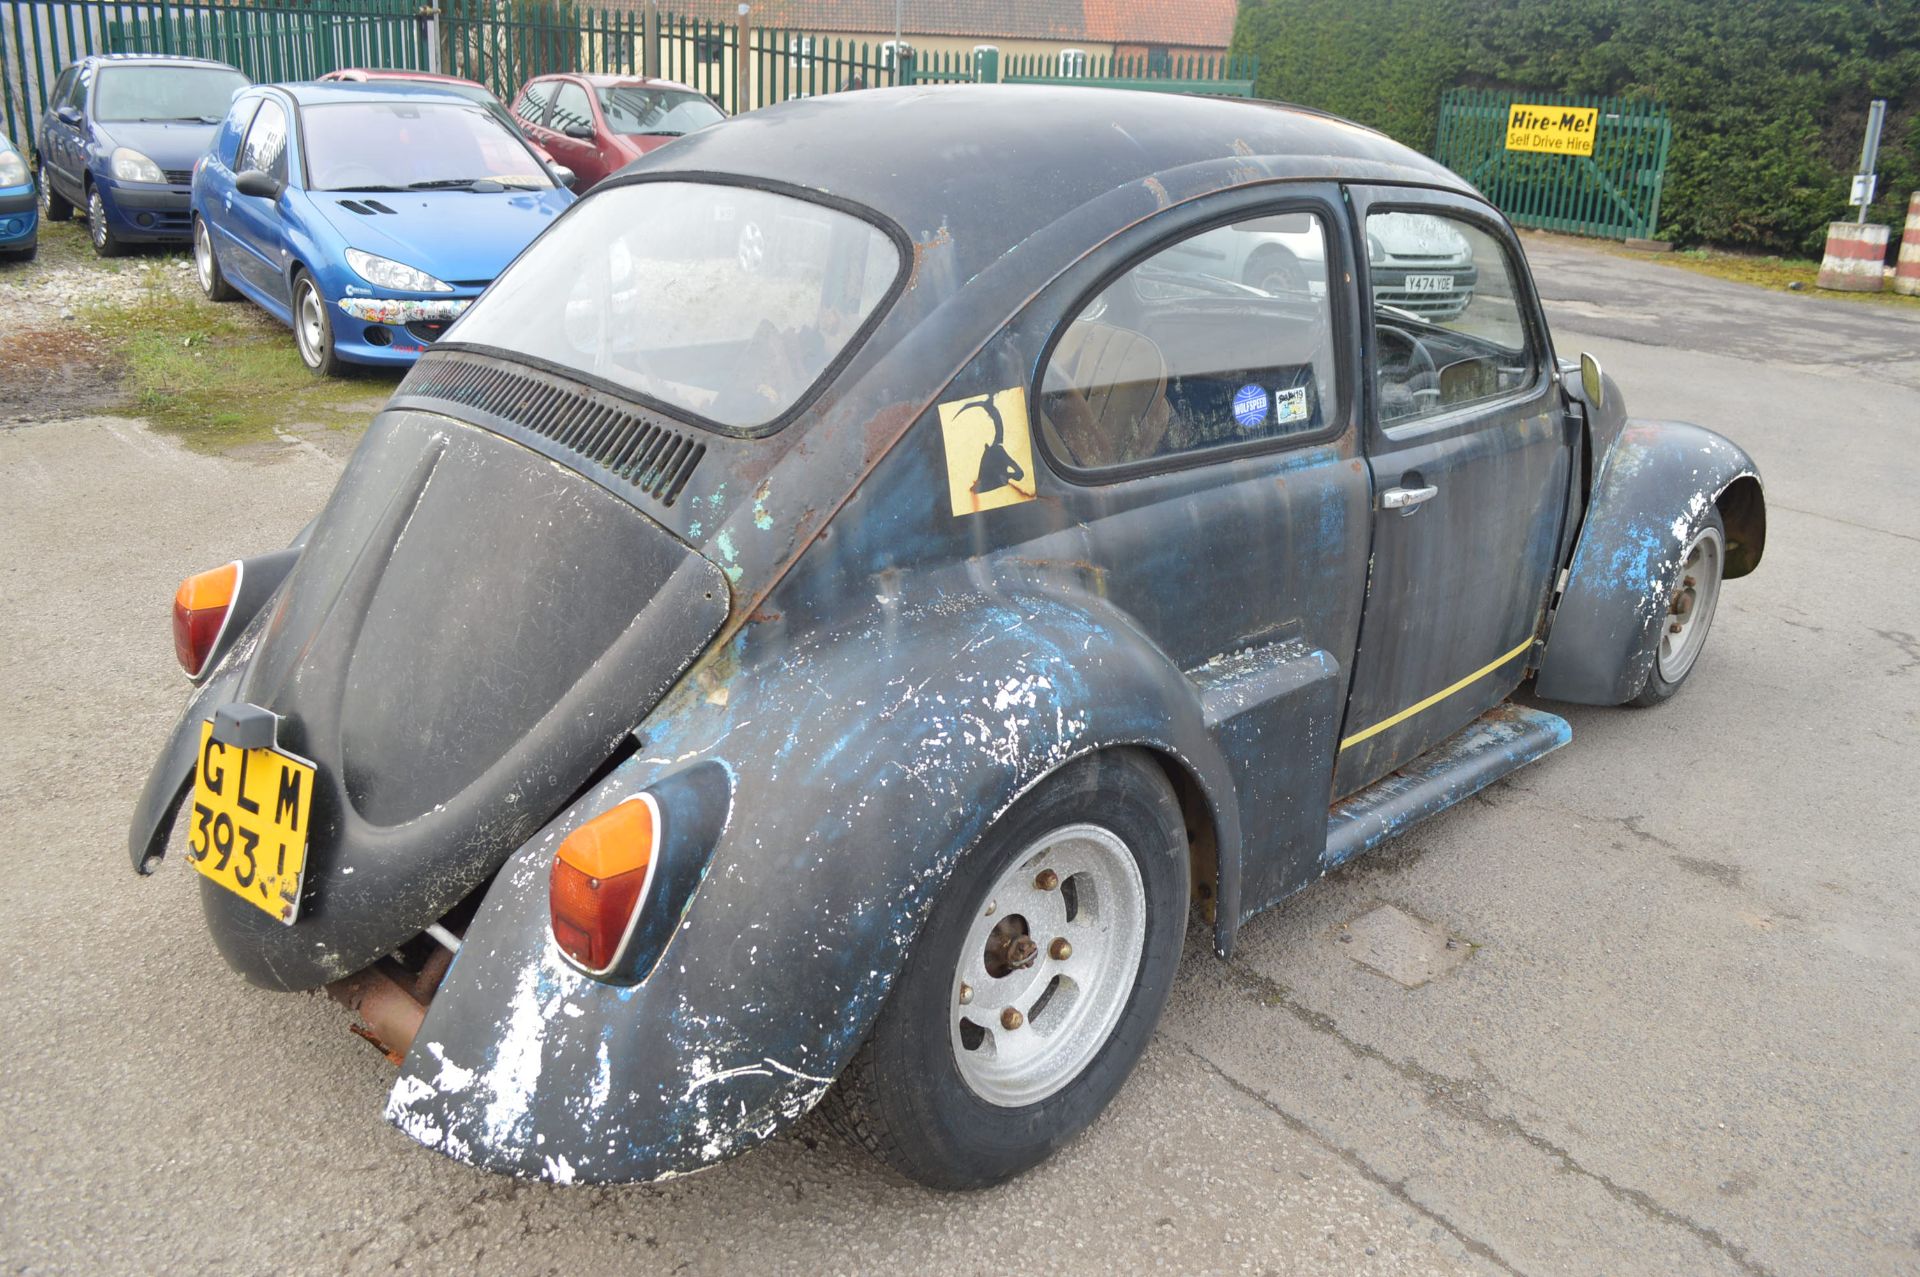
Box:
[550,795,659,973]
[172,562,241,678]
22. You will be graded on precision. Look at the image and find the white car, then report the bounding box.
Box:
[1164,210,1478,320]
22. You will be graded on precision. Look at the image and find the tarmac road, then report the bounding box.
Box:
[2,238,1916,1275]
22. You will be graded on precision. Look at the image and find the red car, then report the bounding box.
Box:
[510,73,724,191]
[318,68,560,171]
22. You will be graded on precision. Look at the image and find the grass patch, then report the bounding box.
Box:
[1657,247,1920,308]
[56,228,400,450]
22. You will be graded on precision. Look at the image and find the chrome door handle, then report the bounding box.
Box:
[1382,484,1439,510]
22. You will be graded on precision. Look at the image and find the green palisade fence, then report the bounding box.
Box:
[3,0,1259,152]
[1433,86,1671,241]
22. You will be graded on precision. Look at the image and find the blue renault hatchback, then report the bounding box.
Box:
[193,82,575,373]
[0,135,35,260]
[36,54,247,257]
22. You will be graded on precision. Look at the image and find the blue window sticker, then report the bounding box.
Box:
[1274,385,1310,427]
[1232,383,1268,430]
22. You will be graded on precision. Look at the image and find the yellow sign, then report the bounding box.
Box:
[188,720,316,923]
[937,386,1037,517]
[1504,104,1599,156]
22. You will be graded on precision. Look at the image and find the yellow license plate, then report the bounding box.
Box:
[187,720,316,924]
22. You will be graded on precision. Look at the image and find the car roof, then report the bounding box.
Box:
[326,68,490,90]
[540,73,700,92]
[625,85,1481,285]
[261,81,493,108]
[74,53,243,71]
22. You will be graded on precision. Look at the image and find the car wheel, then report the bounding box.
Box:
[86,186,125,257]
[193,217,238,301]
[1630,507,1725,707]
[827,748,1189,1190]
[39,165,72,222]
[1244,245,1307,296]
[291,270,343,376]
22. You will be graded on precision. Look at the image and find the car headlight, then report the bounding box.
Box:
[0,151,28,187]
[345,248,454,293]
[110,147,165,184]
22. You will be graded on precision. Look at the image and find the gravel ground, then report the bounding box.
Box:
[0,227,198,329]
[1,235,1917,1275]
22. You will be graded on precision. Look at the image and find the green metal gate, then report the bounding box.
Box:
[1433,87,1671,241]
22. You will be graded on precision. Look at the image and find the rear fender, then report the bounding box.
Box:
[386,586,1237,1184]
[1534,419,1763,705]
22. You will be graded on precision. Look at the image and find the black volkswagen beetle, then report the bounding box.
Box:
[131,87,1763,1190]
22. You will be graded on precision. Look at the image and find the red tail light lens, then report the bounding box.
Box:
[172,562,240,677]
[550,795,659,974]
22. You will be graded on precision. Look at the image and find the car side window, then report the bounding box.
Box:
[1038,210,1339,470]
[550,82,593,133]
[49,69,75,115]
[217,98,260,168]
[1366,210,1536,427]
[239,98,289,184]
[514,80,554,127]
[66,68,89,113]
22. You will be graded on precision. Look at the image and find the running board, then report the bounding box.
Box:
[1322,703,1571,873]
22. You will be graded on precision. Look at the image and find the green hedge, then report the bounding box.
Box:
[1233,0,1920,255]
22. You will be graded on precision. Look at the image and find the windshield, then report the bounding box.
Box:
[447,182,900,431]
[303,101,552,191]
[594,86,723,136]
[94,65,247,123]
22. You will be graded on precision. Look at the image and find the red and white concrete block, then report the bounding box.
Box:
[1894,192,1920,297]
[1817,220,1890,292]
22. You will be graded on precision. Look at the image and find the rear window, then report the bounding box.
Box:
[594,86,723,136]
[445,182,902,433]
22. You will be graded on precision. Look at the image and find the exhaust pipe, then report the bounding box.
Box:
[326,965,428,1064]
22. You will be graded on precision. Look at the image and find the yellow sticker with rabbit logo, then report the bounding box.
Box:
[937,386,1037,517]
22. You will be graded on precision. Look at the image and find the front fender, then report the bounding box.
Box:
[1535,419,1764,705]
[386,586,1237,1184]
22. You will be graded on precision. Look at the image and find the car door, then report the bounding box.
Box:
[1019,184,1372,915]
[200,94,261,276]
[223,95,295,312]
[544,79,606,187]
[41,68,81,197]
[1331,186,1574,797]
[512,78,560,162]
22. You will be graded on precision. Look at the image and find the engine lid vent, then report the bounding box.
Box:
[395,353,706,507]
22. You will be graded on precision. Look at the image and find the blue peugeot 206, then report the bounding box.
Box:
[192,81,576,374]
[0,134,36,260]
[36,54,248,257]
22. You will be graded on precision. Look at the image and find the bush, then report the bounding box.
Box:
[1233,0,1920,255]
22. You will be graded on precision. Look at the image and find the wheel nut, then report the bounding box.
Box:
[1035,869,1060,891]
[1001,1008,1024,1031]
[1049,938,1072,960]
[959,983,973,1005]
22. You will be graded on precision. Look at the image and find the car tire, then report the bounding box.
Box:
[86,185,126,257]
[193,216,238,301]
[826,748,1189,1190]
[1629,507,1726,707]
[39,165,73,222]
[291,269,343,376]
[1244,245,1307,296]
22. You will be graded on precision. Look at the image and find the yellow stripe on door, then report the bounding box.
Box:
[1338,637,1536,751]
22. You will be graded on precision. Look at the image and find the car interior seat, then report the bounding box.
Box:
[1041,320,1173,468]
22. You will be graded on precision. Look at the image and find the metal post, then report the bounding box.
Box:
[643,0,659,78]
[893,0,901,51]
[1855,98,1886,224]
[419,5,441,74]
[734,3,748,114]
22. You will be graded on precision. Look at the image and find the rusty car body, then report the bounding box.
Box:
[130,86,1763,1190]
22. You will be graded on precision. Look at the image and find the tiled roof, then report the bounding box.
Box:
[1083,0,1237,46]
[632,1,1234,47]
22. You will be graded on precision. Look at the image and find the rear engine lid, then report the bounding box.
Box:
[203,409,728,988]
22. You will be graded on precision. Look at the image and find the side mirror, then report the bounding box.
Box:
[562,122,595,141]
[1578,351,1605,409]
[550,164,577,190]
[235,169,282,200]
[56,105,82,126]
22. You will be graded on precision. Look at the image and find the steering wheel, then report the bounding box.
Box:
[1376,323,1441,416]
